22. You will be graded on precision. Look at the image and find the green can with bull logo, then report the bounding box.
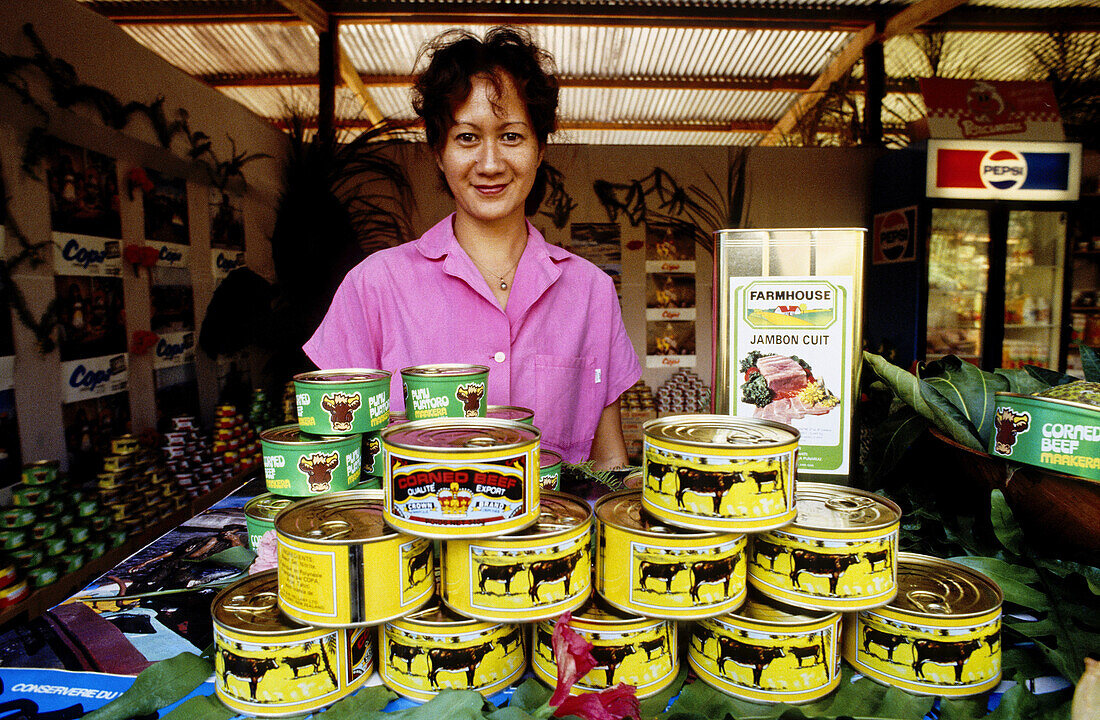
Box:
[244,493,298,549]
[294,369,392,435]
[989,391,1100,482]
[401,364,489,420]
[260,425,361,497]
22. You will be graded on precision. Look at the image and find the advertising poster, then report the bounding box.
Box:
[645,222,696,368]
[55,276,127,363]
[569,222,622,298]
[46,141,122,241]
[143,168,190,269]
[210,188,245,250]
[61,388,131,478]
[872,206,918,265]
[152,267,199,429]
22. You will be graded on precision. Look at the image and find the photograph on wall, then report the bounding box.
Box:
[152,266,199,430]
[54,275,127,362]
[646,320,696,362]
[144,169,190,269]
[46,141,121,240]
[209,188,245,251]
[62,391,130,478]
[646,272,696,309]
[569,222,622,297]
[645,221,696,273]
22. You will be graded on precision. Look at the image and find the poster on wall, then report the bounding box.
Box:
[872,206,918,265]
[152,266,199,430]
[645,222,696,368]
[62,390,130,478]
[210,187,246,283]
[569,222,622,299]
[47,142,122,276]
[144,169,190,269]
[55,275,127,363]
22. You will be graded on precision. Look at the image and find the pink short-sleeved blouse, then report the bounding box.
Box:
[303,214,642,463]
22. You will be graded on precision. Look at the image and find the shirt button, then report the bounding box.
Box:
[494,352,506,363]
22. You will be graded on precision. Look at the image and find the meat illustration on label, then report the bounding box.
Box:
[740,351,838,423]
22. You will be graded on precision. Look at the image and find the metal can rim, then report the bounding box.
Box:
[643,414,800,449]
[274,489,393,544]
[381,416,540,453]
[212,570,311,636]
[994,390,1100,415]
[400,363,490,379]
[792,482,902,533]
[597,489,727,539]
[293,368,391,385]
[492,491,590,540]
[259,424,352,446]
[393,599,500,631]
[889,552,1004,618]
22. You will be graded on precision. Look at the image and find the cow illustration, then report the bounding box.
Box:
[984,630,1000,653]
[407,543,432,585]
[691,625,713,652]
[479,562,526,595]
[321,392,362,432]
[220,650,277,700]
[528,549,585,602]
[638,560,685,593]
[590,644,637,685]
[389,642,423,673]
[716,636,785,686]
[646,460,676,494]
[864,548,891,573]
[752,540,785,570]
[675,468,744,515]
[993,407,1030,456]
[689,555,740,603]
[789,549,860,594]
[863,627,907,662]
[427,643,495,688]
[638,636,666,661]
[501,628,523,655]
[363,435,382,473]
[748,468,781,493]
[285,652,322,678]
[455,383,485,417]
[912,638,983,683]
[298,452,341,493]
[788,644,821,667]
[536,625,553,658]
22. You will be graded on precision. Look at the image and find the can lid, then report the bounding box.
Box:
[539,450,562,468]
[792,482,901,532]
[275,490,392,543]
[212,570,307,634]
[382,417,540,453]
[259,424,344,446]
[996,390,1100,415]
[245,493,297,522]
[487,405,535,422]
[730,591,838,625]
[400,363,490,379]
[596,490,724,539]
[293,368,391,385]
[24,460,59,469]
[643,414,799,449]
[572,593,645,625]
[890,553,1003,618]
[402,599,486,628]
[501,492,590,539]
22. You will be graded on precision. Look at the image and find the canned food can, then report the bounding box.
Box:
[22,460,60,486]
[108,529,128,547]
[215,417,236,431]
[486,405,534,424]
[90,514,110,532]
[747,483,901,611]
[689,592,842,703]
[215,404,236,418]
[530,596,679,698]
[989,391,1100,482]
[538,450,562,491]
[86,538,108,559]
[441,492,591,622]
[0,529,28,551]
[12,485,51,507]
[172,416,197,431]
[642,415,799,532]
[110,434,141,455]
[102,454,132,472]
[260,425,361,496]
[41,500,64,519]
[401,364,489,420]
[244,493,298,548]
[68,526,90,545]
[379,600,524,701]
[164,431,187,445]
[97,471,128,491]
[382,418,540,539]
[0,579,30,608]
[29,565,59,588]
[276,491,434,627]
[0,508,37,529]
[11,547,44,571]
[595,490,747,619]
[294,369,392,434]
[31,521,58,542]
[76,500,98,518]
[213,571,375,716]
[0,562,15,590]
[388,411,408,427]
[59,552,83,574]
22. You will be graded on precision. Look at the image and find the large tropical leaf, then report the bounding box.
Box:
[1081,343,1100,382]
[919,356,1009,449]
[863,352,936,421]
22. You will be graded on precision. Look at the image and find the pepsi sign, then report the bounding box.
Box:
[927,139,1080,201]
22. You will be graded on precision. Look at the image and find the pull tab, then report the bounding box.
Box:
[906,589,952,614]
[225,590,280,620]
[825,496,875,514]
[311,519,351,539]
[465,436,499,448]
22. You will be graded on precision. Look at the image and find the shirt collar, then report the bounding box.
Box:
[414,213,570,263]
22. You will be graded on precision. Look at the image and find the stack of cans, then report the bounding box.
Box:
[655,369,711,414]
[164,415,238,499]
[621,379,656,412]
[100,434,184,539]
[211,404,262,472]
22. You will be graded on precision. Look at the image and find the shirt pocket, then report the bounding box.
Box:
[534,353,600,453]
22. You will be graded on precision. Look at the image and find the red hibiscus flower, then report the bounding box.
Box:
[546,612,640,720]
[130,330,159,355]
[126,167,155,199]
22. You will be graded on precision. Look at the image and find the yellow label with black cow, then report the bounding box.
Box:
[379,602,524,702]
[688,597,841,704]
[641,416,799,533]
[842,553,1002,697]
[530,597,679,698]
[213,571,374,716]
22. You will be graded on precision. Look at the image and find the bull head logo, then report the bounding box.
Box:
[993,407,1030,456]
[364,436,381,472]
[298,451,341,493]
[455,383,485,417]
[321,392,362,432]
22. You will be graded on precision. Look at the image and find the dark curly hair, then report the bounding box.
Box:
[411,27,559,216]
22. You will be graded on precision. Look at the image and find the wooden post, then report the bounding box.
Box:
[318,14,338,144]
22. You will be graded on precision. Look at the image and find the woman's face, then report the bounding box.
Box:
[436,73,543,230]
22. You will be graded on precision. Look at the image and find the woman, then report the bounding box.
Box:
[304,27,641,469]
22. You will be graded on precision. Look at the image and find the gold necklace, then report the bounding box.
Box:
[468,251,522,291]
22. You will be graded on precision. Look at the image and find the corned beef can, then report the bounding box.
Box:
[688,592,842,703]
[642,415,799,533]
[989,391,1100,482]
[595,490,747,619]
[360,431,384,478]
[294,369,391,434]
[0,579,30,608]
[441,491,591,622]
[244,493,297,548]
[102,454,132,472]
[487,405,534,424]
[382,418,540,539]
[110,435,140,455]
[401,364,489,420]
[0,508,36,529]
[213,570,374,717]
[12,485,51,507]
[843,553,1002,697]
[538,449,562,490]
[747,483,900,611]
[22,461,59,486]
[276,490,434,627]
[530,596,679,698]
[379,600,525,701]
[260,425,360,496]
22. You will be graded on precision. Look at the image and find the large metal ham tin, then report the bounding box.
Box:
[260,425,360,496]
[441,491,591,622]
[379,600,525,702]
[382,418,540,539]
[213,571,374,717]
[595,489,747,619]
[642,415,799,533]
[747,483,900,611]
[294,369,391,434]
[843,553,1002,697]
[276,491,434,627]
[401,364,489,420]
[689,592,842,704]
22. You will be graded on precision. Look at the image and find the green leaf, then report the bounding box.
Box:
[197,546,258,570]
[1081,344,1100,383]
[920,355,1008,448]
[665,680,784,719]
[83,652,213,720]
[1024,365,1078,387]
[868,407,929,480]
[993,368,1049,395]
[1007,618,1058,637]
[640,666,688,719]
[507,678,552,714]
[939,695,990,720]
[488,707,538,720]
[873,687,935,720]
[317,685,398,719]
[158,694,236,720]
[382,690,492,720]
[948,556,1039,585]
[990,490,1025,556]
[864,352,937,421]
